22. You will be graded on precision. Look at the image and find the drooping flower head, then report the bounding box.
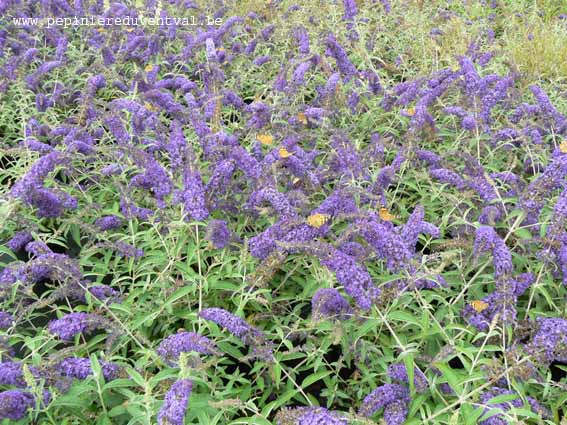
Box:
[311,288,352,320]
[94,215,122,231]
[88,285,122,303]
[479,387,549,425]
[157,379,193,425]
[0,390,35,421]
[275,406,348,425]
[0,362,40,387]
[199,307,264,345]
[205,220,231,249]
[57,357,119,381]
[0,313,13,330]
[473,226,513,279]
[324,33,358,80]
[48,312,106,341]
[359,383,410,423]
[525,317,567,364]
[387,363,429,393]
[6,232,33,252]
[157,331,217,366]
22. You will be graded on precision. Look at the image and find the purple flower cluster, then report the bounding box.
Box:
[94,215,122,231]
[6,232,33,252]
[48,312,106,341]
[57,357,119,381]
[463,273,534,331]
[157,331,217,366]
[359,383,410,424]
[157,379,193,425]
[275,407,347,425]
[0,313,13,330]
[387,364,429,393]
[3,0,567,421]
[10,152,76,218]
[0,390,35,421]
[311,288,352,320]
[524,317,567,364]
[0,362,39,387]
[473,226,512,278]
[479,387,549,424]
[205,220,231,249]
[297,407,348,425]
[199,307,264,345]
[88,285,122,303]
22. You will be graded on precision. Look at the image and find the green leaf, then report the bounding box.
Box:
[402,355,415,394]
[228,417,272,425]
[164,284,195,308]
[433,362,463,395]
[513,227,532,240]
[69,223,82,247]
[461,403,485,425]
[302,370,332,389]
[261,389,297,416]
[389,311,421,327]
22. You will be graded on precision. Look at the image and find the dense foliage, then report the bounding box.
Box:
[1,0,567,424]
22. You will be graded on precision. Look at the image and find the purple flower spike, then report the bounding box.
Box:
[275,406,347,425]
[383,399,409,425]
[157,379,193,425]
[57,357,119,381]
[199,307,264,345]
[0,390,35,420]
[479,387,549,424]
[525,317,567,364]
[387,363,429,393]
[88,285,122,303]
[311,288,352,320]
[95,215,122,231]
[359,383,410,420]
[6,232,33,251]
[157,331,217,366]
[0,312,14,330]
[324,33,358,80]
[320,249,376,310]
[205,220,231,249]
[0,362,39,387]
[473,226,513,278]
[173,169,209,221]
[298,406,348,424]
[48,312,106,341]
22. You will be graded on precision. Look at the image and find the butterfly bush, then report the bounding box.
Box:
[1,0,567,423]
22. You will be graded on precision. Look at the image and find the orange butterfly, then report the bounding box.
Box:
[469,300,489,313]
[296,112,308,125]
[307,213,331,228]
[257,134,273,145]
[278,147,293,158]
[379,207,396,221]
[559,140,567,153]
[144,102,159,113]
